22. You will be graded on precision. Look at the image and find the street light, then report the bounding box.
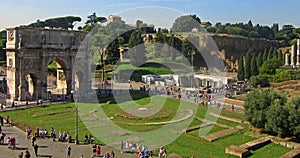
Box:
[191,51,195,88]
[97,47,105,85]
[71,90,79,144]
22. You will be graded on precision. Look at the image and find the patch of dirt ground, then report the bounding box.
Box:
[270,80,300,98]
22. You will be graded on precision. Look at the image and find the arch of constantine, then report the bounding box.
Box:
[5,27,91,103]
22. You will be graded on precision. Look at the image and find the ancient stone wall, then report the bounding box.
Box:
[211,34,286,60]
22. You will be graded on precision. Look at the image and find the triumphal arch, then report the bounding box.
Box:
[5,27,91,102]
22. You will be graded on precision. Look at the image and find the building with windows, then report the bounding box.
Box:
[107,15,122,24]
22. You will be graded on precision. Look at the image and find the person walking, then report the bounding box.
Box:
[31,136,36,146]
[111,151,115,158]
[95,145,101,156]
[0,115,3,126]
[52,129,56,142]
[67,145,71,158]
[26,127,32,139]
[34,143,39,156]
[18,152,23,158]
[24,150,31,158]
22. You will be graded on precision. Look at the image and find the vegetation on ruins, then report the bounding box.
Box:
[0,30,6,63]
[237,56,245,80]
[205,20,300,45]
[23,16,82,30]
[171,15,202,32]
[237,46,287,87]
[128,29,147,66]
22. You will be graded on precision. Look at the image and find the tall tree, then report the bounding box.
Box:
[257,52,263,68]
[245,52,251,79]
[251,53,258,76]
[265,99,290,137]
[246,20,253,31]
[262,48,268,62]
[169,34,177,61]
[84,12,107,32]
[171,15,201,32]
[86,12,106,25]
[278,50,284,65]
[244,88,286,128]
[27,16,82,30]
[237,56,245,81]
[259,58,282,75]
[273,48,278,59]
[267,47,274,59]
[154,29,165,58]
[128,30,146,66]
[181,39,194,61]
[0,30,6,62]
[271,23,279,33]
[287,97,300,138]
[105,39,120,64]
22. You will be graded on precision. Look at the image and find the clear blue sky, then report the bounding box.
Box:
[1,0,299,31]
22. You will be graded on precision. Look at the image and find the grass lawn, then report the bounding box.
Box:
[164,132,255,157]
[188,125,225,137]
[1,93,291,157]
[249,143,292,158]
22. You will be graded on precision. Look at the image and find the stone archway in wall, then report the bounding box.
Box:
[24,73,37,101]
[5,27,91,103]
[46,58,69,101]
[74,71,84,91]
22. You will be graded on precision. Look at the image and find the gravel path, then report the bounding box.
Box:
[0,124,137,158]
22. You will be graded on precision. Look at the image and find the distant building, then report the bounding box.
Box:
[191,28,199,32]
[194,74,229,88]
[107,15,122,24]
[142,74,179,87]
[201,21,212,27]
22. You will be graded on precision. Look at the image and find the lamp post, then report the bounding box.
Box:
[97,47,105,88]
[72,90,79,144]
[191,51,195,88]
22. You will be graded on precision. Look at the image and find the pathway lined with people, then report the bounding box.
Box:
[0,122,137,158]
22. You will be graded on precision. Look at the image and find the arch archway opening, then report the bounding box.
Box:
[74,71,84,92]
[47,59,67,101]
[25,73,37,101]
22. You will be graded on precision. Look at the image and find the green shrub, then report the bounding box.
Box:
[249,74,270,88]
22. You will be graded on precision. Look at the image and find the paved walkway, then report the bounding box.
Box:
[0,123,137,158]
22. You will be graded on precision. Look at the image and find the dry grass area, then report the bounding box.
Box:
[224,98,245,106]
[270,80,300,98]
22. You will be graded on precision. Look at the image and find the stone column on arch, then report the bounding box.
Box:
[285,53,290,67]
[65,67,73,97]
[297,39,300,66]
[291,45,295,66]
[18,51,29,101]
[40,54,48,101]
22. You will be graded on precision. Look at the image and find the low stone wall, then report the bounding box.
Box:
[280,148,300,158]
[225,145,249,158]
[185,122,213,133]
[225,137,272,158]
[210,112,243,123]
[203,127,239,142]
[239,137,271,150]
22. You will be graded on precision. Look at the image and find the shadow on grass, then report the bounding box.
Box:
[95,91,151,104]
